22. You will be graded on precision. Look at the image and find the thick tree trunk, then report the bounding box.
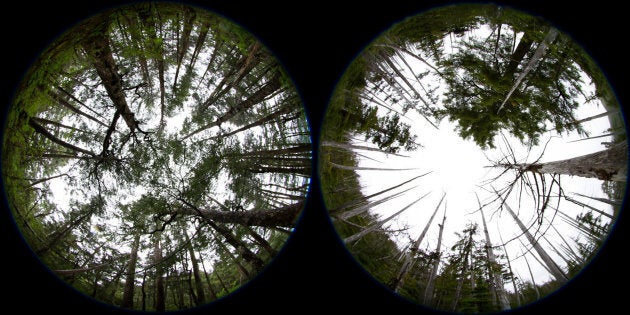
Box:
[121,234,141,308]
[177,201,304,228]
[153,235,166,312]
[82,22,140,132]
[504,141,627,182]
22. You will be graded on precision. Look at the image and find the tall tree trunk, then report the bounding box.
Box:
[177,200,304,228]
[198,249,218,300]
[522,253,540,300]
[182,71,282,140]
[344,192,427,244]
[50,90,109,128]
[392,193,445,292]
[183,231,205,305]
[503,201,568,283]
[28,118,96,157]
[478,195,511,310]
[423,207,447,306]
[321,140,410,157]
[153,234,166,312]
[121,234,141,309]
[498,28,559,113]
[82,22,140,132]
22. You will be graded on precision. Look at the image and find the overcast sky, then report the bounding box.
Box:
[346,24,617,289]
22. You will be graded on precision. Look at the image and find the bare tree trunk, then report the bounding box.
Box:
[321,140,410,157]
[522,253,540,300]
[504,139,627,182]
[503,202,568,283]
[478,195,511,310]
[423,207,447,306]
[344,192,428,244]
[392,193,445,292]
[498,28,559,113]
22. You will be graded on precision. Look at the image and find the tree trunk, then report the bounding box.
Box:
[498,28,559,113]
[153,235,166,312]
[28,118,96,157]
[50,90,109,128]
[182,71,282,140]
[183,231,205,305]
[344,192,426,244]
[392,193,445,292]
[321,140,410,157]
[504,141,627,182]
[423,208,447,306]
[121,234,141,309]
[503,202,568,283]
[82,22,140,132]
[198,249,218,300]
[177,200,304,228]
[478,196,511,310]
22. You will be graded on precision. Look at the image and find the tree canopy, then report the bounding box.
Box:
[2,3,310,311]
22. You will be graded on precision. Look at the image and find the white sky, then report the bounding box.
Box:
[345,23,618,289]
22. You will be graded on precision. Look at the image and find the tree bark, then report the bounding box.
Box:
[153,235,166,312]
[503,202,568,284]
[423,208,447,306]
[182,71,282,140]
[177,201,304,228]
[344,193,426,244]
[184,231,205,305]
[392,193,445,292]
[478,197,511,310]
[121,234,141,309]
[82,21,140,132]
[28,118,96,157]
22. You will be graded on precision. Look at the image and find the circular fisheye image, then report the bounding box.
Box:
[320,4,625,313]
[2,2,311,311]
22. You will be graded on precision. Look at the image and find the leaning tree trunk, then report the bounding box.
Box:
[121,234,141,309]
[503,202,569,284]
[184,231,205,305]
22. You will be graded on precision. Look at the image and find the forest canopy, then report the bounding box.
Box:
[320,3,625,314]
[2,2,310,311]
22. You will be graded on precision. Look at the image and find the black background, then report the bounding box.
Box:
[2,1,626,314]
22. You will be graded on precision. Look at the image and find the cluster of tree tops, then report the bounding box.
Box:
[3,2,311,311]
[320,3,625,313]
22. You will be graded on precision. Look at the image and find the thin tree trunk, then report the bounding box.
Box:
[198,251,218,300]
[28,118,96,157]
[522,253,540,300]
[182,71,282,140]
[50,90,109,128]
[321,140,410,157]
[141,272,147,311]
[121,234,141,309]
[27,173,70,187]
[183,231,205,305]
[236,143,311,158]
[478,195,511,310]
[392,193,445,292]
[498,28,559,113]
[423,207,447,306]
[336,185,419,220]
[329,161,419,172]
[344,192,427,244]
